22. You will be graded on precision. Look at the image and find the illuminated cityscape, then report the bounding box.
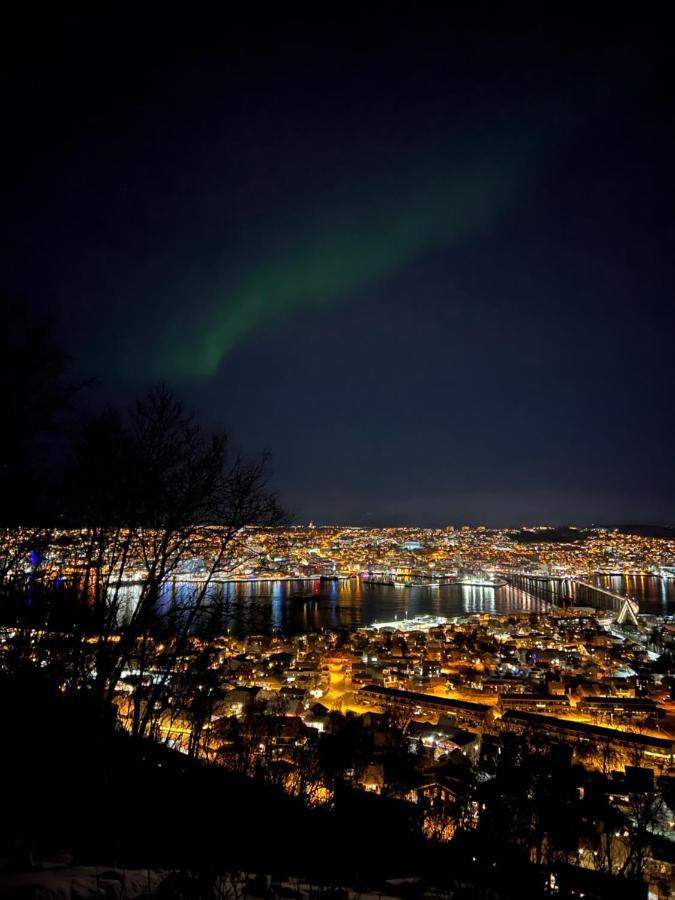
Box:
[3,5,675,899]
[8,523,675,583]
[3,523,675,894]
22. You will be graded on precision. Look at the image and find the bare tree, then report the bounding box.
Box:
[53,385,284,738]
[620,782,665,880]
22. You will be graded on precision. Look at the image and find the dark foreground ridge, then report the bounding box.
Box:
[0,669,423,877]
[1,670,668,899]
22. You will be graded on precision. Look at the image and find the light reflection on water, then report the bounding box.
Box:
[111,573,675,636]
[113,577,549,636]
[595,574,674,610]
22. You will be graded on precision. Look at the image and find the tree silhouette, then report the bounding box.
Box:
[3,374,285,752]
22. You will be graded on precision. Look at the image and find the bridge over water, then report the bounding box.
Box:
[506,574,638,614]
[361,569,640,616]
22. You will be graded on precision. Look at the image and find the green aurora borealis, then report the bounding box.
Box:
[123,132,543,381]
[103,57,618,383]
[6,8,675,526]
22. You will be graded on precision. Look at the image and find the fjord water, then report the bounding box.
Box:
[125,573,675,637]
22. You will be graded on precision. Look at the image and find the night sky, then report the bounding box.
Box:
[3,7,674,526]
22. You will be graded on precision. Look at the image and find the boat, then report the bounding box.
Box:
[370,614,450,631]
[456,578,507,588]
[455,570,507,588]
[362,575,396,586]
[401,579,441,588]
[657,567,675,581]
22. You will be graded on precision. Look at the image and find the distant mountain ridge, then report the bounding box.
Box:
[511,523,675,543]
[610,523,675,538]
